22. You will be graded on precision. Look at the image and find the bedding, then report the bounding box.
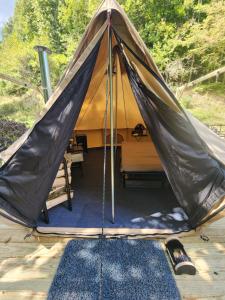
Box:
[121,141,163,172]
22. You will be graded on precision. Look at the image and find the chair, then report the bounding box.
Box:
[41,156,72,224]
[76,134,88,153]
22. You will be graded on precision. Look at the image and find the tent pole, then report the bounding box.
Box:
[108,10,115,224]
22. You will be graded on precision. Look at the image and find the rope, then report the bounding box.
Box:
[102,73,109,236]
[119,56,129,140]
[114,53,118,166]
[99,12,112,298]
[120,60,129,131]
[99,66,109,300]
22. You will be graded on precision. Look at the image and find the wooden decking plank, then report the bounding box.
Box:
[0,242,66,258]
[0,216,224,299]
[0,229,36,243]
[1,241,223,259]
[175,279,225,299]
[0,279,51,292]
[0,290,47,300]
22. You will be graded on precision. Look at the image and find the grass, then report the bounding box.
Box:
[0,81,224,129]
[180,82,225,125]
[193,82,225,98]
[0,93,45,128]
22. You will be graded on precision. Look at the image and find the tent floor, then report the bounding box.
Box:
[37,148,190,235]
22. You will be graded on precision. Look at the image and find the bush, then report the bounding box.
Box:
[0,119,27,152]
[0,93,45,128]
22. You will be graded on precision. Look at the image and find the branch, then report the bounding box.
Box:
[0,73,43,96]
[177,66,225,97]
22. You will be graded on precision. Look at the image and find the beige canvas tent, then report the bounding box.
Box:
[0,0,225,236]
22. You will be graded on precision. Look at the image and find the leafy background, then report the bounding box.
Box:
[0,0,224,150]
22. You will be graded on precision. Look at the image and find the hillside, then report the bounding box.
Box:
[180,82,225,125]
[0,83,224,129]
[0,92,44,128]
[0,0,224,151]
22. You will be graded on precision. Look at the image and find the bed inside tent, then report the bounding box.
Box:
[36,30,191,235]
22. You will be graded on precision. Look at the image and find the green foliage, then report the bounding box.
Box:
[0,0,224,94]
[119,0,225,84]
[2,18,14,39]
[180,96,194,109]
[0,93,45,128]
[180,84,225,124]
[193,82,225,97]
[0,0,224,132]
[0,119,27,153]
[169,1,225,82]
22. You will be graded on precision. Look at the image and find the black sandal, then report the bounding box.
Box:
[165,237,196,275]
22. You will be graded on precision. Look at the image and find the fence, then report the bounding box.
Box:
[207,124,225,139]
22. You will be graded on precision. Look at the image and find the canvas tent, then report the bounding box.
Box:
[0,0,225,236]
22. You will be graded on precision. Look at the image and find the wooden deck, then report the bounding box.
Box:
[0,215,225,300]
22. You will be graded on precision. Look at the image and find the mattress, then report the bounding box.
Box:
[121,141,163,172]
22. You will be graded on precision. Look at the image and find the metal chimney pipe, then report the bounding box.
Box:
[34,45,52,102]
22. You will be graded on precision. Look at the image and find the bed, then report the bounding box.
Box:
[121,141,166,187]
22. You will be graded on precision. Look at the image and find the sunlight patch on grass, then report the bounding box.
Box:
[180,85,225,125]
[0,93,44,128]
[193,82,225,98]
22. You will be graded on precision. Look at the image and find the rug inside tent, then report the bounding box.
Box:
[38,148,190,232]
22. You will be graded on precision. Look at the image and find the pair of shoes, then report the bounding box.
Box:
[165,237,196,275]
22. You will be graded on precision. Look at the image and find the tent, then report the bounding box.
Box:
[0,0,225,236]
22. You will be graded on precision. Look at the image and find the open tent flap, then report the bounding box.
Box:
[0,1,225,233]
[0,36,103,227]
[115,40,225,227]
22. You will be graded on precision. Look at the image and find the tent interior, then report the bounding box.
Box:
[37,30,191,234]
[37,146,190,233]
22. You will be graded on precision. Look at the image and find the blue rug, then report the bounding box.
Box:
[48,239,181,300]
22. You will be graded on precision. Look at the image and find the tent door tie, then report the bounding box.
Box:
[200,234,210,242]
[24,229,34,240]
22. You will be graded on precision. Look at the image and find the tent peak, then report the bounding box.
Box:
[98,0,120,11]
[105,0,118,6]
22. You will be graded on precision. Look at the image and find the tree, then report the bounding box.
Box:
[0,0,224,94]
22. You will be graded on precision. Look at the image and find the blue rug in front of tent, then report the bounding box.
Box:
[48,239,181,300]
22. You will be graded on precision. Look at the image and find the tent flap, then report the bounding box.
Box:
[0,40,101,226]
[122,51,225,227]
